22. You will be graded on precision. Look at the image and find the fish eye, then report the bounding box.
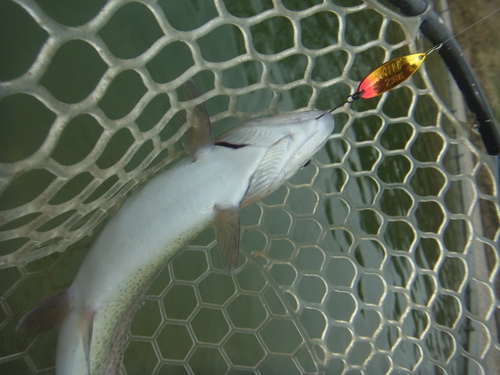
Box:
[302,159,312,168]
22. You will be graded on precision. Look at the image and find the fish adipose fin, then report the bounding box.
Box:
[214,206,240,272]
[183,80,214,158]
[16,290,70,335]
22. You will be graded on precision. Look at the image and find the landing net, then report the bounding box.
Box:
[0,0,498,374]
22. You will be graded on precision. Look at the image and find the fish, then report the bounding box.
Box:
[17,82,335,374]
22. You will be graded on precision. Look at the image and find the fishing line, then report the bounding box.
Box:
[317,7,500,120]
[439,7,500,46]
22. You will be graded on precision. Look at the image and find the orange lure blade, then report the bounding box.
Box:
[316,45,442,119]
[357,44,440,99]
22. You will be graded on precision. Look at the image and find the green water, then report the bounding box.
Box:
[0,0,486,374]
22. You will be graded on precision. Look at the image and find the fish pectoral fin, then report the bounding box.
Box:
[214,205,241,272]
[183,80,214,159]
[79,308,96,375]
[16,290,70,335]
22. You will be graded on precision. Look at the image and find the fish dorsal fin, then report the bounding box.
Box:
[183,81,213,158]
[214,206,240,272]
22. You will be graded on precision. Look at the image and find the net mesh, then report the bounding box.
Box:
[1,0,499,374]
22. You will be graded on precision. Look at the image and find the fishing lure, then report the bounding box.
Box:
[356,44,441,99]
[319,44,441,117]
[318,7,500,119]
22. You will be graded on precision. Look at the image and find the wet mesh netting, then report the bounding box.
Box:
[1,0,499,374]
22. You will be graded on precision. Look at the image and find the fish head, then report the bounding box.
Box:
[215,110,334,206]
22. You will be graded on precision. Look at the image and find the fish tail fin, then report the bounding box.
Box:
[16,290,70,335]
